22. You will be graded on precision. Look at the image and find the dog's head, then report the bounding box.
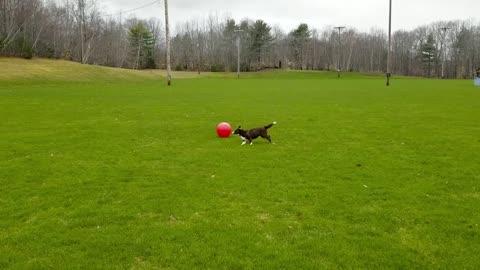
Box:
[233,126,243,135]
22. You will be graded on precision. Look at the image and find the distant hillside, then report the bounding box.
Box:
[0,57,395,83]
[0,58,238,82]
[0,58,168,82]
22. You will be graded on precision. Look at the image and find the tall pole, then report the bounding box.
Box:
[197,31,202,75]
[164,0,172,86]
[313,30,317,70]
[197,42,200,75]
[79,0,85,64]
[334,26,345,78]
[237,35,240,78]
[440,27,450,79]
[386,0,392,86]
[234,29,243,78]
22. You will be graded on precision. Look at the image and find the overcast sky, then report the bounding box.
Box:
[99,0,479,32]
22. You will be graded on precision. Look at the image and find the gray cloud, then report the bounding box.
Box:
[100,0,479,32]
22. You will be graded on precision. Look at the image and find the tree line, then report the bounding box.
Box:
[1,0,479,78]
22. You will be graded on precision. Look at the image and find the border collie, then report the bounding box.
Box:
[233,122,277,145]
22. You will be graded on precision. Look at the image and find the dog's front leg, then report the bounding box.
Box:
[240,136,248,146]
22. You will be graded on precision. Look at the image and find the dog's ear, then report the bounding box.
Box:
[238,125,241,129]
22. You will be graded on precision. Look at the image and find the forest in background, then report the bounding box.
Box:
[1,0,479,78]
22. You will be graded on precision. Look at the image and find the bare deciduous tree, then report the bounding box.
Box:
[1,1,479,78]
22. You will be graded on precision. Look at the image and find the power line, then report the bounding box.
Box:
[104,0,161,18]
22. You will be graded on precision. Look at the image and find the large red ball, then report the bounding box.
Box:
[216,122,232,138]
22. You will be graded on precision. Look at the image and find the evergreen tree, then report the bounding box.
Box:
[248,20,274,69]
[128,22,155,69]
[420,34,437,77]
[290,23,311,69]
[223,19,238,71]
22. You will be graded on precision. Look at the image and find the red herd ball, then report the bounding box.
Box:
[216,122,232,138]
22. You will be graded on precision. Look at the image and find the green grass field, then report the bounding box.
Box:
[1,58,479,269]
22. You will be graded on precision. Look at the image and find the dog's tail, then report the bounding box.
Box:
[264,121,277,129]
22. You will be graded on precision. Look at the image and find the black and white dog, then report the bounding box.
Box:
[233,122,277,145]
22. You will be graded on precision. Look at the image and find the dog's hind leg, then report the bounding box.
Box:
[261,134,272,143]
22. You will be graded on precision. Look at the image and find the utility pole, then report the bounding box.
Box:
[334,26,345,78]
[197,42,200,75]
[440,27,450,79]
[79,0,85,64]
[313,30,317,70]
[386,0,392,86]
[196,30,202,75]
[164,0,172,86]
[234,29,243,78]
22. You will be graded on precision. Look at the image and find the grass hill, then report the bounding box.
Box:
[0,58,242,82]
[0,57,391,83]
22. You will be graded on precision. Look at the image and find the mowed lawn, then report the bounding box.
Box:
[1,59,479,269]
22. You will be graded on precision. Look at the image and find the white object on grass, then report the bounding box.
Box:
[475,77,480,86]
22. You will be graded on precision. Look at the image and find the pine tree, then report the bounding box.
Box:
[420,34,437,77]
[128,22,155,69]
[248,20,274,70]
[290,24,311,69]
